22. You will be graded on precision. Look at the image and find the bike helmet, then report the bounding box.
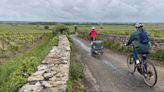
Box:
[135,23,143,28]
[92,27,95,29]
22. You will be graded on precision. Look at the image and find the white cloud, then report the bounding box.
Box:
[0,0,164,22]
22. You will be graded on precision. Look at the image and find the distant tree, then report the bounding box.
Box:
[100,24,103,29]
[54,24,69,34]
[44,26,49,30]
[74,25,77,32]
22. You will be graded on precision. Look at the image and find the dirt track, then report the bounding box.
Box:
[71,35,164,92]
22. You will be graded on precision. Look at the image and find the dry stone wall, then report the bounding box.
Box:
[19,35,70,92]
[80,31,164,50]
[97,33,164,50]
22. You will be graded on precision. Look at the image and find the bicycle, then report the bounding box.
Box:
[127,47,157,87]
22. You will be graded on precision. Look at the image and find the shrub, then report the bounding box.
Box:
[44,26,49,30]
[54,24,69,34]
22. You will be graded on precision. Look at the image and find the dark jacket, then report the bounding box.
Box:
[127,28,152,53]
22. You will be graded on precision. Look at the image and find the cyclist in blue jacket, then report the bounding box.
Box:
[126,23,152,66]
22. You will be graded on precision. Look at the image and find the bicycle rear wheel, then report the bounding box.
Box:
[143,61,157,87]
[127,54,136,74]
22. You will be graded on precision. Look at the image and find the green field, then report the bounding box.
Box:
[1,23,164,37]
[0,24,53,33]
[0,24,57,63]
[76,24,164,38]
[0,23,59,92]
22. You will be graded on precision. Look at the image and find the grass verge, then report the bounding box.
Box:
[66,37,85,92]
[151,50,164,61]
[0,33,58,92]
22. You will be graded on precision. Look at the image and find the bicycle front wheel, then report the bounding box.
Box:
[143,61,157,87]
[127,53,136,74]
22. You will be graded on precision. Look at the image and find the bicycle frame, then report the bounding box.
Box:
[139,55,148,74]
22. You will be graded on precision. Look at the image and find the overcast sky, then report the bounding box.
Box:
[0,0,164,22]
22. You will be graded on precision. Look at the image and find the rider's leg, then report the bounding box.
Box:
[133,49,140,65]
[94,37,96,41]
[91,38,93,45]
[92,37,96,41]
[141,53,148,72]
[144,61,148,72]
[141,54,148,77]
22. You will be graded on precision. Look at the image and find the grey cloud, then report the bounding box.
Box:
[0,0,164,22]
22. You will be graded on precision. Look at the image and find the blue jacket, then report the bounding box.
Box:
[127,28,152,53]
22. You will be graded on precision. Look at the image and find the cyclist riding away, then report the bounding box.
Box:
[89,27,97,41]
[89,27,97,45]
[126,23,152,66]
